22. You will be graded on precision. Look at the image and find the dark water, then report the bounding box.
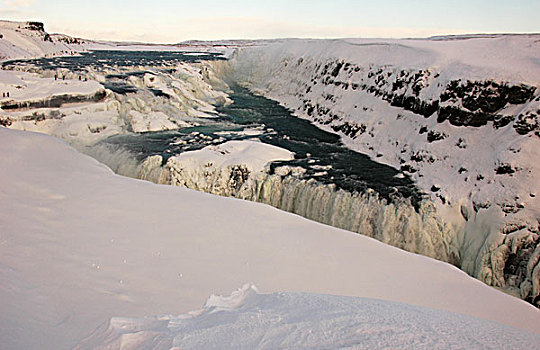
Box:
[103,86,423,205]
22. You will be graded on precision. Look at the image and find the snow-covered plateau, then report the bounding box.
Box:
[1,20,540,348]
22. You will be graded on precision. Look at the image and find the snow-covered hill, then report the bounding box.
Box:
[224,35,540,305]
[1,128,539,349]
[0,20,83,61]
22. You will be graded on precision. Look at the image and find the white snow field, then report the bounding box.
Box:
[0,127,539,349]
[77,284,540,349]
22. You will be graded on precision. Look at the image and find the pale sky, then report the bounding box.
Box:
[1,0,539,43]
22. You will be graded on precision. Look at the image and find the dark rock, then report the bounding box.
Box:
[460,205,470,220]
[1,90,107,110]
[427,130,446,142]
[438,80,536,128]
[493,114,514,128]
[0,117,12,127]
[495,164,515,175]
[25,21,45,31]
[330,61,344,77]
[514,110,539,135]
[473,200,490,212]
[503,235,539,293]
[331,122,366,139]
[400,164,416,173]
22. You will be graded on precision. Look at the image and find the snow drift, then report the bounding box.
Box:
[76,284,540,349]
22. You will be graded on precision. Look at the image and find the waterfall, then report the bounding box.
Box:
[83,143,460,266]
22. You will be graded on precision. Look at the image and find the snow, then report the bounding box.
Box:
[1,128,539,349]
[2,22,540,348]
[128,110,179,133]
[168,140,294,174]
[0,20,79,61]
[0,70,103,104]
[77,284,540,349]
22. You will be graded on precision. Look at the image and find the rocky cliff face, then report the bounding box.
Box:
[227,36,540,305]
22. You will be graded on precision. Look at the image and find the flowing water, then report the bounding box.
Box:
[102,85,423,205]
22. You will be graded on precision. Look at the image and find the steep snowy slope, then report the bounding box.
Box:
[1,128,539,349]
[0,20,83,61]
[225,35,540,304]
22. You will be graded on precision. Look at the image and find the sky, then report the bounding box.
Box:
[1,0,539,43]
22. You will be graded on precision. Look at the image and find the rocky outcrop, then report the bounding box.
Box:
[296,59,538,135]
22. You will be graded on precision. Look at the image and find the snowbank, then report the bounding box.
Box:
[1,128,538,349]
[167,139,294,176]
[77,284,540,349]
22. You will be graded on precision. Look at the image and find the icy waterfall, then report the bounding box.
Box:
[83,143,460,266]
